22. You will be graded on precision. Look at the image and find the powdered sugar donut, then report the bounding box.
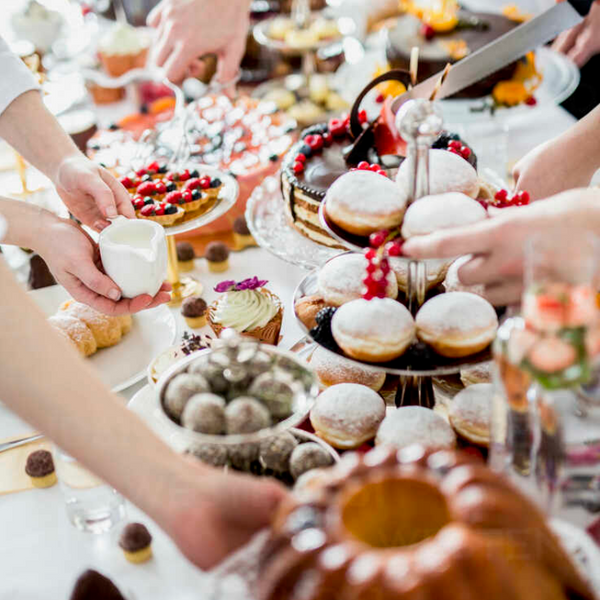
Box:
[375,406,456,451]
[324,170,407,236]
[444,255,486,297]
[449,383,493,446]
[331,298,415,362]
[401,192,487,239]
[310,383,386,449]
[416,292,498,358]
[396,149,480,198]
[310,346,386,391]
[318,253,397,307]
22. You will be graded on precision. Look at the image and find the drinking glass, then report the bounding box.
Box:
[54,447,126,533]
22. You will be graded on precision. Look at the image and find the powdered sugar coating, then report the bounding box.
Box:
[310,346,386,390]
[48,314,96,353]
[444,255,486,297]
[396,149,480,198]
[450,384,493,433]
[310,383,385,448]
[401,193,487,239]
[375,406,456,450]
[317,253,397,306]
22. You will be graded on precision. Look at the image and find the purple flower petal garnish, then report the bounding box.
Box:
[214,280,236,293]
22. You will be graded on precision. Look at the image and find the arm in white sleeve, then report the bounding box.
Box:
[0,36,40,116]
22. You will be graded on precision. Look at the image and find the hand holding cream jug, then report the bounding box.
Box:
[99,217,168,298]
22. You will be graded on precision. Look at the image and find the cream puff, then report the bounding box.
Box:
[375,406,456,451]
[331,298,415,363]
[449,383,493,446]
[401,193,487,240]
[396,149,480,199]
[310,383,386,449]
[416,292,498,358]
[460,361,493,387]
[317,253,397,307]
[310,346,386,391]
[444,255,486,297]
[324,170,407,236]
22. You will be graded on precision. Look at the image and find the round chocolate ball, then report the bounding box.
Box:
[187,443,229,467]
[228,442,260,471]
[181,393,226,434]
[289,442,334,480]
[164,373,210,421]
[259,432,299,473]
[225,397,271,434]
[189,356,229,394]
[249,372,295,420]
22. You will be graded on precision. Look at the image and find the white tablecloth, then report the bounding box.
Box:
[0,104,587,599]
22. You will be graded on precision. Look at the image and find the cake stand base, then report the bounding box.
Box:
[395,375,435,409]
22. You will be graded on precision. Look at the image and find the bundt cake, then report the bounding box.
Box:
[258,446,595,600]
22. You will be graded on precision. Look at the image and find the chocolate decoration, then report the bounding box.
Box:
[25,449,54,477]
[205,241,229,262]
[119,522,152,552]
[28,253,56,290]
[233,216,251,235]
[69,570,126,600]
[182,296,208,318]
[176,241,195,262]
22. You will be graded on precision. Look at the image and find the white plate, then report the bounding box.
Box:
[30,285,177,393]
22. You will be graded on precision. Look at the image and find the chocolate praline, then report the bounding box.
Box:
[225,397,271,434]
[205,241,229,262]
[289,442,333,480]
[259,432,298,473]
[187,443,229,467]
[28,254,56,290]
[25,449,55,477]
[249,373,295,420]
[69,569,126,600]
[228,442,260,471]
[164,373,211,421]
[119,522,152,552]
[181,393,226,434]
[182,296,207,318]
[233,217,251,235]
[176,241,195,262]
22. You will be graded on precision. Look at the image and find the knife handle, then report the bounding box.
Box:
[566,0,594,17]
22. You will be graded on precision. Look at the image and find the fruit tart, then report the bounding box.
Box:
[138,201,184,226]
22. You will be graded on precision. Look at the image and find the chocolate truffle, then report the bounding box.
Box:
[205,241,229,263]
[259,432,299,472]
[289,442,333,480]
[119,522,152,553]
[233,216,251,235]
[28,253,56,290]
[187,443,229,467]
[249,372,295,420]
[25,449,54,478]
[164,373,210,421]
[69,569,126,600]
[225,397,271,434]
[189,357,229,394]
[176,241,195,262]
[228,442,260,470]
[181,296,207,318]
[181,393,226,434]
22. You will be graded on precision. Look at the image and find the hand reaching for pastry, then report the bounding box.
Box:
[37,215,171,316]
[147,0,250,83]
[552,0,600,68]
[55,155,135,232]
[402,189,600,306]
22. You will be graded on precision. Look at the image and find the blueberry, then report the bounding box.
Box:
[209,178,222,188]
[158,164,168,174]
[315,307,336,327]
[141,174,153,182]
[166,182,177,192]
[299,144,312,158]
[191,189,201,200]
[108,123,119,131]
[190,169,199,178]
[143,197,155,206]
[269,154,279,162]
[164,204,178,215]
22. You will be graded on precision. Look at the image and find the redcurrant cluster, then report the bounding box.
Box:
[493,189,531,208]
[525,96,537,106]
[447,140,471,160]
[420,23,436,41]
[362,231,404,300]
[350,161,387,177]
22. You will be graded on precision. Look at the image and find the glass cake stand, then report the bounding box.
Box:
[245,175,343,270]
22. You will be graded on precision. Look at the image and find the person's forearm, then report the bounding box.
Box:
[0,90,80,184]
[560,104,600,176]
[0,197,51,250]
[0,257,208,518]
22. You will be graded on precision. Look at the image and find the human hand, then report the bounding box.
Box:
[166,465,288,570]
[36,215,171,315]
[55,155,134,232]
[402,189,600,305]
[552,0,600,68]
[147,0,250,83]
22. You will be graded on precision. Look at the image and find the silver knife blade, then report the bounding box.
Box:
[392,1,587,112]
[0,433,44,454]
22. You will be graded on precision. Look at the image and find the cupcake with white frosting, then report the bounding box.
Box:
[208,277,283,345]
[98,22,150,77]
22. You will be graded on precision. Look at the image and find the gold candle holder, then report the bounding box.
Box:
[166,235,202,306]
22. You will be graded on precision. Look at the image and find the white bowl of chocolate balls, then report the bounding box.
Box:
[156,329,337,485]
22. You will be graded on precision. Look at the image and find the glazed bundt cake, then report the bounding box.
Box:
[258,446,595,600]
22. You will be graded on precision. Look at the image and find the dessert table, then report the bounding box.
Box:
[0,102,596,598]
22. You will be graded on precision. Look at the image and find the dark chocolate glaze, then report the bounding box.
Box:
[69,570,126,600]
[119,522,152,552]
[25,449,54,477]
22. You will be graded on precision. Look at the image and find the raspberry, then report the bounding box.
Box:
[146,161,160,173]
[137,181,156,196]
[182,190,193,203]
[135,168,147,177]
[132,198,145,210]
[293,161,305,174]
[183,178,200,191]
[199,176,211,189]
[140,204,155,217]
[375,93,385,103]
[154,181,167,195]
[165,191,182,204]
[179,169,191,181]
[120,176,134,188]
[154,203,166,216]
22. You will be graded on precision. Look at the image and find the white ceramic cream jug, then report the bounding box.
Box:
[99,217,167,298]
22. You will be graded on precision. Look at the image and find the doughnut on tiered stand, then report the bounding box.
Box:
[297,99,493,408]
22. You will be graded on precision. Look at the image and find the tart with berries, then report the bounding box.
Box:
[137,201,184,226]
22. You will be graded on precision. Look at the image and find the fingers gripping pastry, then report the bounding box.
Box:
[324,170,408,236]
[318,253,397,307]
[310,383,386,449]
[396,149,480,198]
[375,405,456,451]
[449,383,493,446]
[60,300,122,348]
[332,298,415,363]
[416,292,498,358]
[310,346,386,391]
[48,315,97,357]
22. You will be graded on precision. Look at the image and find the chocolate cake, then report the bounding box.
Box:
[386,11,520,99]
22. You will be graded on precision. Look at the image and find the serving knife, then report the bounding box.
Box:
[392,0,593,111]
[0,433,44,454]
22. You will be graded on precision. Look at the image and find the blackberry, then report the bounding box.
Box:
[191,189,201,200]
[108,123,119,131]
[166,182,177,192]
[143,197,154,206]
[164,203,178,215]
[269,154,279,162]
[209,178,222,188]
[407,341,435,369]
[315,307,337,327]
[298,144,312,158]
[190,169,199,178]
[432,131,460,149]
[158,164,168,174]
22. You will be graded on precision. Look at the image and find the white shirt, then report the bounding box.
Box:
[0,36,40,116]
